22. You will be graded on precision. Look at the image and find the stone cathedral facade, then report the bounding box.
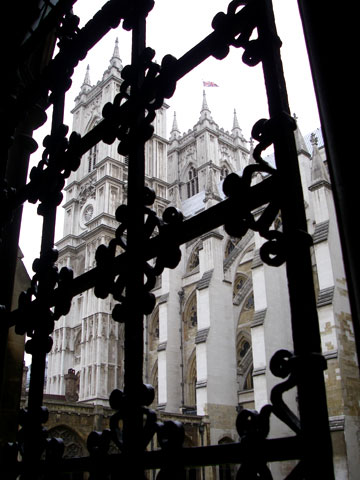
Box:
[45,41,360,479]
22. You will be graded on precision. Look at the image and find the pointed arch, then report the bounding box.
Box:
[84,114,101,134]
[73,329,82,367]
[186,241,202,274]
[184,348,197,408]
[224,237,237,258]
[149,361,158,407]
[84,116,101,172]
[236,329,253,392]
[47,425,86,459]
[233,273,249,301]
[183,290,198,342]
[186,165,199,198]
[148,308,159,352]
[220,160,233,181]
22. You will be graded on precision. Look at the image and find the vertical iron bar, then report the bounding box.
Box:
[123,4,146,477]
[25,94,65,473]
[259,1,334,478]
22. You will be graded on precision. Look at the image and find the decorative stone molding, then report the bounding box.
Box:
[233,276,252,306]
[158,293,169,305]
[201,231,223,242]
[157,342,167,352]
[251,249,263,269]
[251,309,267,327]
[196,379,207,388]
[308,179,331,192]
[313,220,329,244]
[223,230,254,271]
[197,270,213,290]
[317,286,335,307]
[195,328,210,344]
[78,177,96,206]
[252,367,266,377]
[329,415,345,431]
[323,349,338,360]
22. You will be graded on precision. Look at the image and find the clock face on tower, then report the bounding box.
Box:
[83,204,94,222]
[80,202,95,229]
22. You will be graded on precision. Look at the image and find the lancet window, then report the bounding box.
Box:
[187,167,199,198]
[88,145,98,173]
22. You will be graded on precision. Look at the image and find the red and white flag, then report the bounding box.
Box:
[203,81,219,87]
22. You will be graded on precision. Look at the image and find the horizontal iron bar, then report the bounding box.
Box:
[8,175,275,326]
[3,435,301,474]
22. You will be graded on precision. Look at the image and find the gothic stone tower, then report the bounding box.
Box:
[46,40,169,405]
[46,42,360,479]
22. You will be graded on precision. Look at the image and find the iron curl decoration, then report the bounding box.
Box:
[270,349,327,437]
[15,249,59,355]
[95,186,182,324]
[269,350,301,436]
[87,428,113,480]
[25,125,82,215]
[120,0,155,31]
[251,114,297,166]
[101,47,177,157]
[156,420,186,480]
[13,247,74,357]
[222,163,286,267]
[8,405,64,473]
[221,112,308,268]
[236,404,273,479]
[211,0,274,66]
[108,384,157,453]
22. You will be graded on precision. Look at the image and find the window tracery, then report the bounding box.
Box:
[237,333,253,392]
[88,145,98,173]
[186,166,199,198]
[233,274,247,299]
[185,350,197,408]
[187,243,201,273]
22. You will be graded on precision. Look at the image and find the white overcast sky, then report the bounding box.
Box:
[19,0,320,274]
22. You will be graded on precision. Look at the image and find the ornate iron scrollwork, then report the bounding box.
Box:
[1,0,336,478]
[95,186,182,323]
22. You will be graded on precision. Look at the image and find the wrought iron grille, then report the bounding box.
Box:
[0,0,338,478]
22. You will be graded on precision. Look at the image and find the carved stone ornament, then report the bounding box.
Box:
[78,178,96,206]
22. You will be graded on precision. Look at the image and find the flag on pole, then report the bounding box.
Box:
[203,81,219,87]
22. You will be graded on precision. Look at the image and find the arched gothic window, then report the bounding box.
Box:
[187,244,200,273]
[187,167,199,198]
[184,293,198,334]
[150,361,158,407]
[233,274,247,300]
[185,350,197,409]
[225,239,235,257]
[48,426,86,459]
[88,145,98,172]
[237,334,253,392]
[148,311,159,352]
